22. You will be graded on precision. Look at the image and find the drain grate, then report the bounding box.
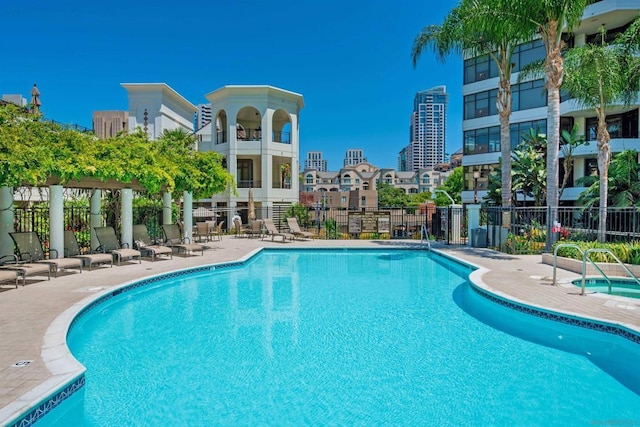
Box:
[12,360,32,367]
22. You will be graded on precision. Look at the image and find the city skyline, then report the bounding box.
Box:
[2,0,461,170]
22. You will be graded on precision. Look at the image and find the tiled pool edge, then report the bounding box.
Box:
[467,268,640,346]
[5,248,264,427]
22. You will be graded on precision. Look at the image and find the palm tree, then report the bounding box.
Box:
[578,150,640,208]
[562,24,640,241]
[511,0,593,213]
[412,0,531,208]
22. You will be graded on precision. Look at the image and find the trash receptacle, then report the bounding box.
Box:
[471,228,487,248]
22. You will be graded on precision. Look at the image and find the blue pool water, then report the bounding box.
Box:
[574,277,640,299]
[39,249,640,425]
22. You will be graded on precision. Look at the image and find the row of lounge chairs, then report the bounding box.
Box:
[0,224,205,287]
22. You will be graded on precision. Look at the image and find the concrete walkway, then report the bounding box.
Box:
[1,238,639,425]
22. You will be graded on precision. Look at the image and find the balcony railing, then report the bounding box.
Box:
[273,131,290,144]
[236,128,262,142]
[215,131,227,145]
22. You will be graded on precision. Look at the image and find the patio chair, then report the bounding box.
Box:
[261,218,295,242]
[286,217,315,240]
[161,224,204,256]
[9,231,83,277]
[132,224,173,261]
[242,219,264,238]
[64,230,113,270]
[94,226,142,266]
[194,222,210,243]
[210,221,225,242]
[0,269,19,289]
[0,254,51,286]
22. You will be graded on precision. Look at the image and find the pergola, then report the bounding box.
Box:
[0,178,195,260]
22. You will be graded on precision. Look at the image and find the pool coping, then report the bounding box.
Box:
[5,245,640,426]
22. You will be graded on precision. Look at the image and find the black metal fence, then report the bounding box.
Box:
[482,206,640,254]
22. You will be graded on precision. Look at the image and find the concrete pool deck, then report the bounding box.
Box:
[1,237,639,425]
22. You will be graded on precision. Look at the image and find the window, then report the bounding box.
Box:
[584,158,598,177]
[586,110,639,141]
[361,196,366,206]
[305,174,314,184]
[341,196,347,203]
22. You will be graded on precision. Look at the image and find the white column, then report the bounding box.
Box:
[121,188,133,248]
[163,192,172,225]
[90,190,102,250]
[0,187,14,258]
[49,185,64,258]
[183,191,193,241]
[467,204,481,247]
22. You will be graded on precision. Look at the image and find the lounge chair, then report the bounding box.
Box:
[286,217,315,240]
[132,224,173,261]
[9,231,83,277]
[162,224,204,256]
[261,218,295,242]
[0,270,19,289]
[64,230,113,270]
[0,254,51,285]
[94,226,142,266]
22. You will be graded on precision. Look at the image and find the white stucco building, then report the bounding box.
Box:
[196,85,304,217]
[121,83,196,139]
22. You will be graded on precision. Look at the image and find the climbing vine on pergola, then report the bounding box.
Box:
[0,103,233,199]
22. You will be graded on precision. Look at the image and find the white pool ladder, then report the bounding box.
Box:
[420,224,431,251]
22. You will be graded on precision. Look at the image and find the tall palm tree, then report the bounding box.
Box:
[511,0,593,213]
[411,0,531,208]
[562,23,640,241]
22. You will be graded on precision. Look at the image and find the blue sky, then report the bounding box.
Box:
[3,0,460,170]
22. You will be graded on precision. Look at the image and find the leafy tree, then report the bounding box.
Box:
[578,150,640,208]
[0,104,234,201]
[432,166,463,206]
[562,23,640,241]
[511,139,546,206]
[412,0,531,208]
[377,183,408,207]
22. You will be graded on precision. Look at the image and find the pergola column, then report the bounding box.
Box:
[163,192,172,225]
[183,191,193,241]
[90,190,102,250]
[0,186,14,258]
[121,188,133,248]
[49,185,64,258]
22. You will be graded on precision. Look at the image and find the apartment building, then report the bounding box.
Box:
[401,86,448,172]
[92,111,128,139]
[461,1,640,204]
[343,149,367,167]
[304,151,328,172]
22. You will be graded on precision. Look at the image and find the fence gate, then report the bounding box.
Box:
[431,206,467,245]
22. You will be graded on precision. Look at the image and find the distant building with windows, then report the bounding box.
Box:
[301,161,454,209]
[92,111,128,139]
[461,1,640,204]
[400,86,447,172]
[304,151,327,171]
[343,148,367,167]
[195,103,212,130]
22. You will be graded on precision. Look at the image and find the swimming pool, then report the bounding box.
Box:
[33,249,640,425]
[573,277,640,299]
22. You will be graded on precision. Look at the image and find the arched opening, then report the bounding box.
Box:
[272,109,291,144]
[236,107,262,142]
[215,110,227,144]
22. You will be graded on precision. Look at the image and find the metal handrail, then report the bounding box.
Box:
[552,244,584,286]
[581,248,640,296]
[421,224,431,251]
